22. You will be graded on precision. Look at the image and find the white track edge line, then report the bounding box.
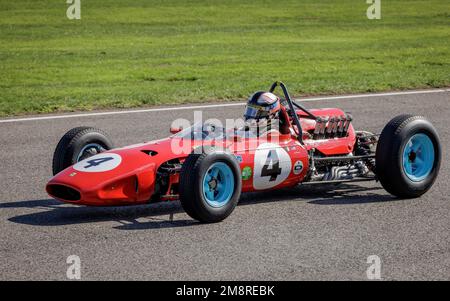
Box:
[1,88,448,123]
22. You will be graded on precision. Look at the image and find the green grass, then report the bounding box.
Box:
[0,0,449,116]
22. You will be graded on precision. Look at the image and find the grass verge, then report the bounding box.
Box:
[0,0,449,116]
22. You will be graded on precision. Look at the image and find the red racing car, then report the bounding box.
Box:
[46,82,442,222]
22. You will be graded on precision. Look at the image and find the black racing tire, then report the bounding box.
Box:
[375,114,441,198]
[52,127,113,175]
[179,147,242,223]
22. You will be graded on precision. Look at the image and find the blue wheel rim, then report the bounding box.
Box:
[402,133,435,182]
[202,162,235,208]
[76,143,105,162]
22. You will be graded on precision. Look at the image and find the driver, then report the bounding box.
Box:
[242,91,281,136]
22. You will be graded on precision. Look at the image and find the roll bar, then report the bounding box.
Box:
[269,81,316,144]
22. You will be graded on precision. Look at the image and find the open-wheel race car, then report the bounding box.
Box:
[46,82,442,222]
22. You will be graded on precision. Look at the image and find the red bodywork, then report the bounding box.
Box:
[46,108,355,206]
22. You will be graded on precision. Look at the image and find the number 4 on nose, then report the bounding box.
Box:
[84,157,114,168]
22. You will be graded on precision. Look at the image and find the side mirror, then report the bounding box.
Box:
[170,126,183,134]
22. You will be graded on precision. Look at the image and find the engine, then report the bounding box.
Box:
[308,160,372,182]
[306,131,378,183]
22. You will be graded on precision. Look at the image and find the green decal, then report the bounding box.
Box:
[242,166,252,180]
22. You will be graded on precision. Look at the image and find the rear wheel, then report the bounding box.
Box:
[179,147,242,223]
[375,115,441,198]
[52,127,113,175]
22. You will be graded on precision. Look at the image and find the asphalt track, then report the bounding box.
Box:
[0,90,449,280]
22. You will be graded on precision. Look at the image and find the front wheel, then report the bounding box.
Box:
[179,147,242,223]
[52,127,113,175]
[375,115,441,198]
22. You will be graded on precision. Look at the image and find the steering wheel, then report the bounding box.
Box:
[200,123,224,140]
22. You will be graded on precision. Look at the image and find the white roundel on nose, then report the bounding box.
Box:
[253,143,291,190]
[73,153,122,172]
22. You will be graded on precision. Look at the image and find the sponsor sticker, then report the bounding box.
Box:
[293,160,304,175]
[242,166,252,180]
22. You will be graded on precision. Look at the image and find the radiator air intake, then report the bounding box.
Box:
[47,184,81,201]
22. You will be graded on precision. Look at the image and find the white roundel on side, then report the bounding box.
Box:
[253,143,292,190]
[73,153,122,173]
